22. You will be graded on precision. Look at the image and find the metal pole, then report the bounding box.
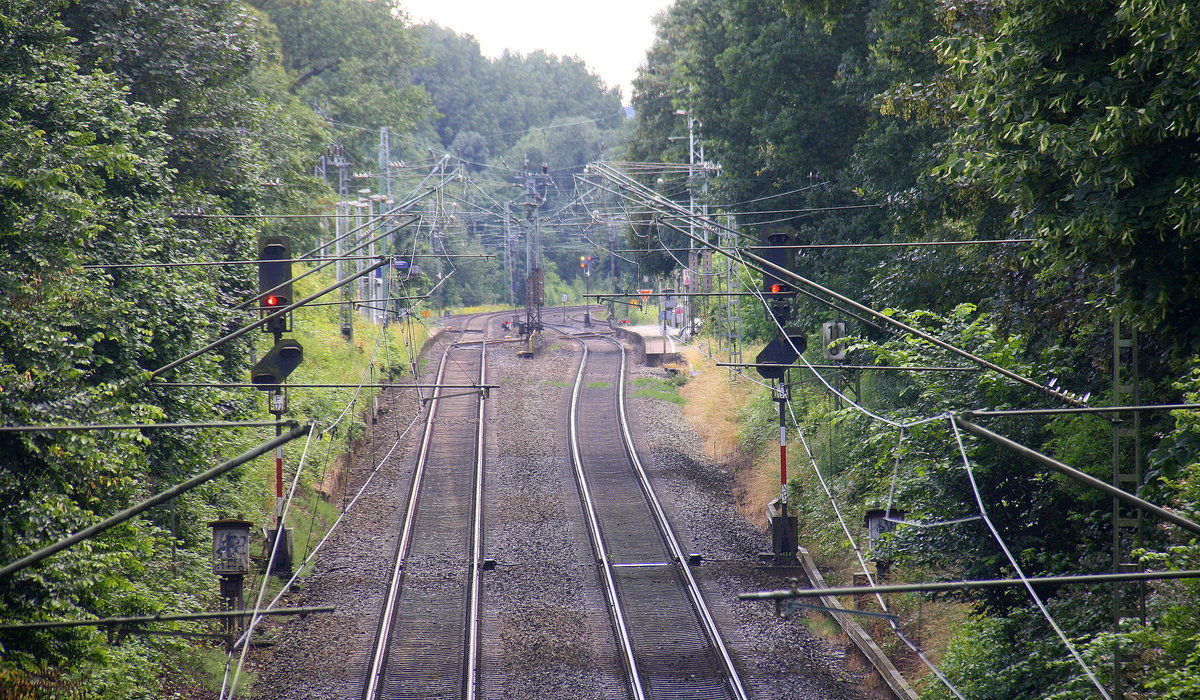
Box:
[0,421,296,433]
[953,415,1200,535]
[0,606,336,631]
[778,382,788,517]
[0,424,313,578]
[739,568,1200,600]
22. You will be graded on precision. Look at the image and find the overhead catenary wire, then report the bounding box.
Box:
[598,160,964,691]
[789,407,966,698]
[223,307,434,696]
[224,422,319,698]
[588,161,993,697]
[642,200,1086,406]
[0,424,313,579]
[152,258,390,379]
[948,417,1112,699]
[234,218,418,311]
[744,568,1200,599]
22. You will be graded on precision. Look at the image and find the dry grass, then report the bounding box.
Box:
[678,348,776,526]
[677,349,970,691]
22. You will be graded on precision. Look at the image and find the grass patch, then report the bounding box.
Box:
[632,388,685,404]
[586,380,611,389]
[632,375,687,404]
[180,648,255,695]
[544,380,571,387]
[632,376,676,390]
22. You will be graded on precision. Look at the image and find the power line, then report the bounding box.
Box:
[953,415,1200,535]
[0,424,313,579]
[151,259,389,379]
[0,421,295,433]
[949,417,1111,699]
[0,606,335,631]
[740,569,1200,599]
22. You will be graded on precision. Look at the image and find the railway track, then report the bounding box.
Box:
[565,327,749,700]
[362,313,493,699]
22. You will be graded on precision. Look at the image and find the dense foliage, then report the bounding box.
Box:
[6,0,1198,694]
[0,1,304,693]
[0,0,633,693]
[631,0,1200,695]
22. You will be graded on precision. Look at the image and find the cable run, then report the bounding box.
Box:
[948,417,1112,699]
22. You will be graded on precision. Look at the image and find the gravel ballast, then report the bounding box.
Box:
[245,322,881,699]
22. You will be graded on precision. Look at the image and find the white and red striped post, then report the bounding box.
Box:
[777,382,789,517]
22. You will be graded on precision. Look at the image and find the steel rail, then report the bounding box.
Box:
[566,338,647,700]
[361,345,449,699]
[362,313,490,700]
[601,334,750,700]
[465,319,488,698]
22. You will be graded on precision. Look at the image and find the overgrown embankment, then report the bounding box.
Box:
[677,343,966,694]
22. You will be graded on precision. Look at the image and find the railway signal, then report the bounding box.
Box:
[760,229,796,326]
[580,256,595,326]
[755,329,807,379]
[250,339,304,388]
[258,235,292,335]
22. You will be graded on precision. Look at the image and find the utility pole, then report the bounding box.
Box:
[378,127,391,325]
[606,216,618,286]
[1111,311,1144,699]
[517,162,550,338]
[724,214,742,366]
[334,144,353,340]
[772,381,798,563]
[504,202,516,306]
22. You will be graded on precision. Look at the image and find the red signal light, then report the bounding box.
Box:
[770,284,782,294]
[264,295,282,307]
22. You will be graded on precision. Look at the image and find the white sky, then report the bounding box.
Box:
[397,0,676,103]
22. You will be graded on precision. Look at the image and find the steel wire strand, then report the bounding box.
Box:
[787,406,966,698]
[224,327,388,695]
[597,164,1082,406]
[221,408,426,698]
[724,242,910,423]
[221,316,401,696]
[220,422,318,699]
[320,319,390,436]
[591,163,1033,694]
[703,230,964,694]
[719,234,955,430]
[948,417,1112,699]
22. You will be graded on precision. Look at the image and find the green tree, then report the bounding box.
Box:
[936,0,1200,348]
[263,0,433,164]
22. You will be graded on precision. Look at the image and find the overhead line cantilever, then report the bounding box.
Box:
[586,162,1085,407]
[0,423,313,578]
[953,415,1200,535]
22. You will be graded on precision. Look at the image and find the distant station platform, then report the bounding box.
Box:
[612,323,682,366]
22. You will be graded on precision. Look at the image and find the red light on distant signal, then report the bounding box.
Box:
[264,295,282,307]
[770,284,782,294]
